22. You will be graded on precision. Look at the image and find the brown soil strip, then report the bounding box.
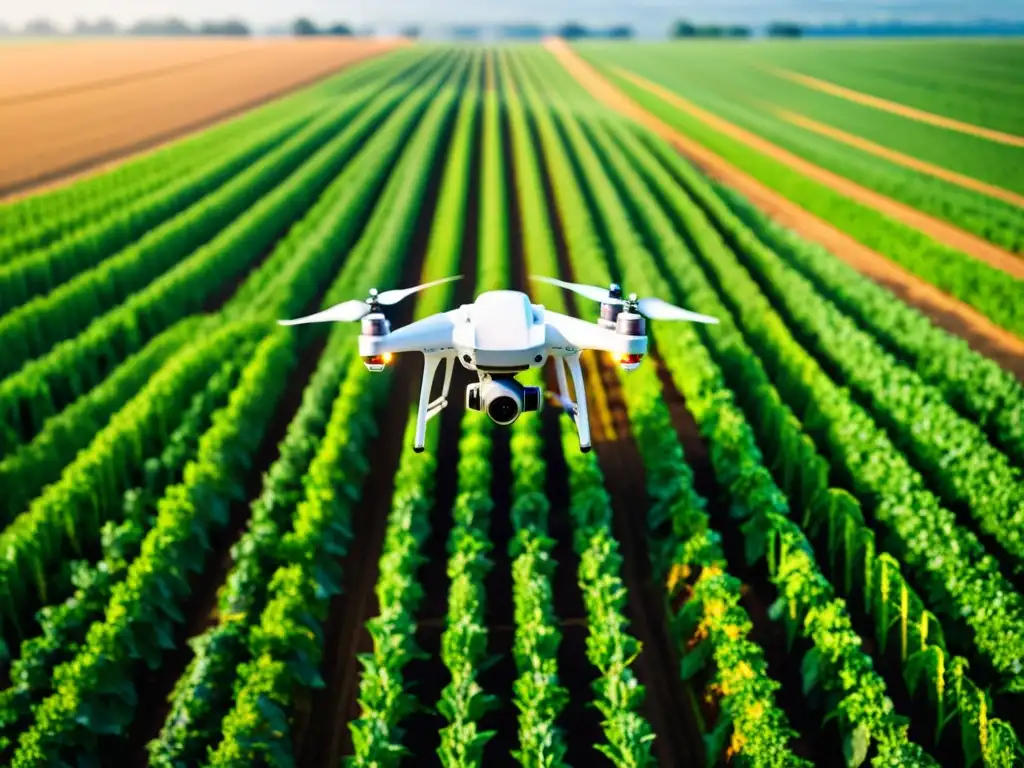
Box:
[767,67,1024,149]
[0,38,261,100]
[608,64,1024,280]
[0,46,257,107]
[772,106,1024,209]
[0,39,403,198]
[543,38,1024,375]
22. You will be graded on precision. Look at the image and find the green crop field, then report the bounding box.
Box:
[0,41,1023,768]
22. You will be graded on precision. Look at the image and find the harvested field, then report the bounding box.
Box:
[0,38,402,194]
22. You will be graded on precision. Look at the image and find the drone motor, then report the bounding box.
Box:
[360,313,392,371]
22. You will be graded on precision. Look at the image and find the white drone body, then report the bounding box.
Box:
[279,275,718,454]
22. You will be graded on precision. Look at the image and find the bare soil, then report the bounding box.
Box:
[543,38,1024,378]
[0,38,402,196]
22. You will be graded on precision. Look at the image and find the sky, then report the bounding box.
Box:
[1,0,1022,30]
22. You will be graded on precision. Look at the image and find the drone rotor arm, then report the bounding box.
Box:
[544,310,646,356]
[359,311,459,356]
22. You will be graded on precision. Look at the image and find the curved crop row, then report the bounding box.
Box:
[711,183,1024,468]
[0,55,435,382]
[0,318,269,646]
[8,328,294,765]
[605,117,1024,762]
[0,318,198,524]
[0,106,311,317]
[602,114,1024,689]
[0,350,246,762]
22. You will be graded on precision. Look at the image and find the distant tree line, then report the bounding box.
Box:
[0,16,807,40]
[0,16,253,36]
[671,19,803,37]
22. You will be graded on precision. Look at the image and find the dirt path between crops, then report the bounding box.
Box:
[543,38,1024,377]
[770,106,1024,210]
[766,67,1024,149]
[604,64,1024,279]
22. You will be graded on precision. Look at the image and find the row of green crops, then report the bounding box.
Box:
[192,54,470,767]
[0,317,269,645]
[9,326,295,765]
[434,50,503,768]
[345,48,481,767]
[541,52,1024,762]
[586,59,1024,339]
[712,184,1024,468]
[505,49,660,764]
[491,52,571,765]
[0,348,246,761]
[516,50,814,766]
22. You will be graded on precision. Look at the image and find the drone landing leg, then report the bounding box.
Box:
[413,352,447,453]
[564,353,591,453]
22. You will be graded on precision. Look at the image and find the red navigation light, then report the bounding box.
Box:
[362,352,392,371]
[618,352,643,371]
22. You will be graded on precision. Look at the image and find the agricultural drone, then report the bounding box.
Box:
[278,276,718,453]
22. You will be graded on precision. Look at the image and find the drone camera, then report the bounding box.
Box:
[466,378,542,425]
[361,353,392,372]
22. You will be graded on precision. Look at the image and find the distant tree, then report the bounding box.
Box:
[24,18,62,36]
[558,21,588,39]
[293,17,319,35]
[400,24,421,38]
[767,21,802,37]
[500,23,544,39]
[672,20,697,37]
[200,19,251,35]
[129,17,192,35]
[696,25,725,37]
[607,24,633,38]
[73,17,119,35]
[451,25,481,39]
[326,22,353,35]
[727,25,752,37]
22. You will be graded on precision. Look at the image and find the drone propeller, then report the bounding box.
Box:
[278,275,462,326]
[530,275,719,324]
